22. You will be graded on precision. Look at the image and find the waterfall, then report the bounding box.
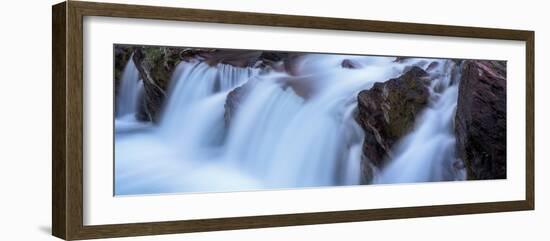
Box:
[340,103,364,185]
[115,57,147,133]
[115,54,465,195]
[160,60,258,144]
[116,57,143,119]
[373,60,466,184]
[224,78,305,173]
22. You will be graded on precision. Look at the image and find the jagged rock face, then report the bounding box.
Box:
[455,60,506,180]
[355,66,431,180]
[132,47,184,122]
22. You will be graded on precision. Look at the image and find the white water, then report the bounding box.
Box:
[374,61,466,183]
[116,57,143,119]
[159,60,259,152]
[115,58,147,132]
[115,54,465,195]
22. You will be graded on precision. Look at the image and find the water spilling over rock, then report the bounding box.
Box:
[114,47,504,195]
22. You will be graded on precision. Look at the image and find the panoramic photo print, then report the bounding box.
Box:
[114,45,507,195]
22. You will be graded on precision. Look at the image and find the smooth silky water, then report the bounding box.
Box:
[114,54,465,195]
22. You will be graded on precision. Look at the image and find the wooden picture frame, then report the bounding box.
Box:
[52,1,534,240]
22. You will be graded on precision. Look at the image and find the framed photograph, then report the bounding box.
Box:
[52,1,534,240]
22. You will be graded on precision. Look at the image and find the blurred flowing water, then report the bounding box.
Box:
[114,54,464,195]
[114,57,147,132]
[115,57,142,118]
[373,61,466,183]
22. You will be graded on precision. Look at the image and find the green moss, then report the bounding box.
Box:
[142,47,164,64]
[138,47,183,90]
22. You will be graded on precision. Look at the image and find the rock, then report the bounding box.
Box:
[132,46,184,122]
[260,51,288,63]
[180,48,216,61]
[257,52,289,72]
[356,66,431,174]
[224,80,259,128]
[283,53,307,76]
[278,75,319,99]
[114,45,134,96]
[224,85,247,128]
[426,61,439,72]
[393,56,411,63]
[130,48,295,122]
[218,51,297,127]
[402,60,429,74]
[341,59,362,69]
[455,60,506,180]
[200,50,293,72]
[203,49,263,67]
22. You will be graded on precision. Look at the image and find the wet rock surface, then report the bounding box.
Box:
[132,47,184,122]
[455,60,507,180]
[356,67,431,180]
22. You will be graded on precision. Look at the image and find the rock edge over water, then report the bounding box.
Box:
[356,66,431,181]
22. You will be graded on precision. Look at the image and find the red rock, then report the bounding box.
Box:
[455,60,507,179]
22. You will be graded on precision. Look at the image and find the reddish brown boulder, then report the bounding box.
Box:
[455,60,506,180]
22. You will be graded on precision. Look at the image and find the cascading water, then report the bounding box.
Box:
[116,57,142,118]
[374,61,466,184]
[115,57,146,132]
[115,54,465,195]
[159,60,259,152]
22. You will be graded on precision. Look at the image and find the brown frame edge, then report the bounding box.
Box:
[52,1,535,240]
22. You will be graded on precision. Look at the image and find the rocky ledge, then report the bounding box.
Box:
[115,45,299,123]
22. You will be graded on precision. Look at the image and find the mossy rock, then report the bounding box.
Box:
[132,46,185,122]
[356,66,430,173]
